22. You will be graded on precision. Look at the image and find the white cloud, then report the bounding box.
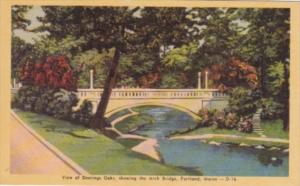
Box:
[13,6,47,43]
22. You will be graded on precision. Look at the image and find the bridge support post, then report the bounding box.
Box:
[198,72,201,89]
[90,69,94,89]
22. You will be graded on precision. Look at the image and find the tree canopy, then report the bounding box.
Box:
[12,6,290,130]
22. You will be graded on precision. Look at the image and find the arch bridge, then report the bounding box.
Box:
[76,88,229,117]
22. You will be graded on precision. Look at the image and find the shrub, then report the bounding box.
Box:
[71,100,94,127]
[198,108,218,127]
[13,85,42,111]
[14,85,79,120]
[34,89,57,114]
[198,108,240,130]
[217,112,239,129]
[228,87,260,117]
[46,89,79,119]
[259,98,284,120]
[237,117,253,133]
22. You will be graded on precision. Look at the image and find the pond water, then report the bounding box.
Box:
[113,106,288,176]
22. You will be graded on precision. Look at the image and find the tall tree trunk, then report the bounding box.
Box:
[90,48,121,130]
[282,63,289,131]
[260,60,267,97]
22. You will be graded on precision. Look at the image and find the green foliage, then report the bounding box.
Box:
[217,112,239,130]
[160,73,185,89]
[72,49,112,88]
[117,48,157,88]
[34,89,57,114]
[14,86,79,120]
[266,62,285,96]
[13,85,42,111]
[197,109,218,127]
[71,100,94,127]
[11,36,33,80]
[46,89,78,119]
[228,87,260,117]
[162,43,198,71]
[259,98,284,120]
[12,7,290,130]
[33,35,85,59]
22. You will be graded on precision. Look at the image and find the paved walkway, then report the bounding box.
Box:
[131,139,161,161]
[10,114,80,175]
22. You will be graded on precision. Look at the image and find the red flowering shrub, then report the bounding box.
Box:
[19,55,80,91]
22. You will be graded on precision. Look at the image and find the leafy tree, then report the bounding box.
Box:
[72,49,113,88]
[12,6,32,30]
[160,8,246,88]
[205,57,259,91]
[118,47,157,88]
[237,9,290,97]
[32,35,85,59]
[237,9,290,130]
[191,8,245,66]
[161,42,199,88]
[36,6,194,130]
[11,6,33,80]
[11,36,33,80]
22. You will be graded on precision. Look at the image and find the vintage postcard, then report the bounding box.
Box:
[0,0,300,186]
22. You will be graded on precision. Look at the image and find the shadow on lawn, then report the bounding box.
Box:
[30,117,95,139]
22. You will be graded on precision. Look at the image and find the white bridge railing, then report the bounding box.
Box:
[76,88,227,100]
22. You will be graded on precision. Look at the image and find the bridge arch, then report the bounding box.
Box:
[104,102,201,121]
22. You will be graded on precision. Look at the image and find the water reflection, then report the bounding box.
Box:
[114,106,288,176]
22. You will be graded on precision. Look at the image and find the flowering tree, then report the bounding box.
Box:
[204,57,259,92]
[19,55,81,91]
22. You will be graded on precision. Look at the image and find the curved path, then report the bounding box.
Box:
[10,113,87,175]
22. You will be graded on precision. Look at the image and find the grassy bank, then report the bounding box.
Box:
[115,113,155,134]
[14,109,199,175]
[261,120,289,139]
[172,120,288,139]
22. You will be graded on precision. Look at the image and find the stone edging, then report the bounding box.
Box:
[11,111,90,175]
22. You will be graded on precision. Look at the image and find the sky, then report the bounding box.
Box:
[13,6,46,43]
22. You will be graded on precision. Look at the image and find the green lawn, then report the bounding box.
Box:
[261,120,289,139]
[14,109,199,175]
[172,120,289,140]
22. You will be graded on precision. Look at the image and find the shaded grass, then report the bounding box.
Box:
[14,109,199,175]
[261,120,289,139]
[106,109,131,123]
[115,114,155,134]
